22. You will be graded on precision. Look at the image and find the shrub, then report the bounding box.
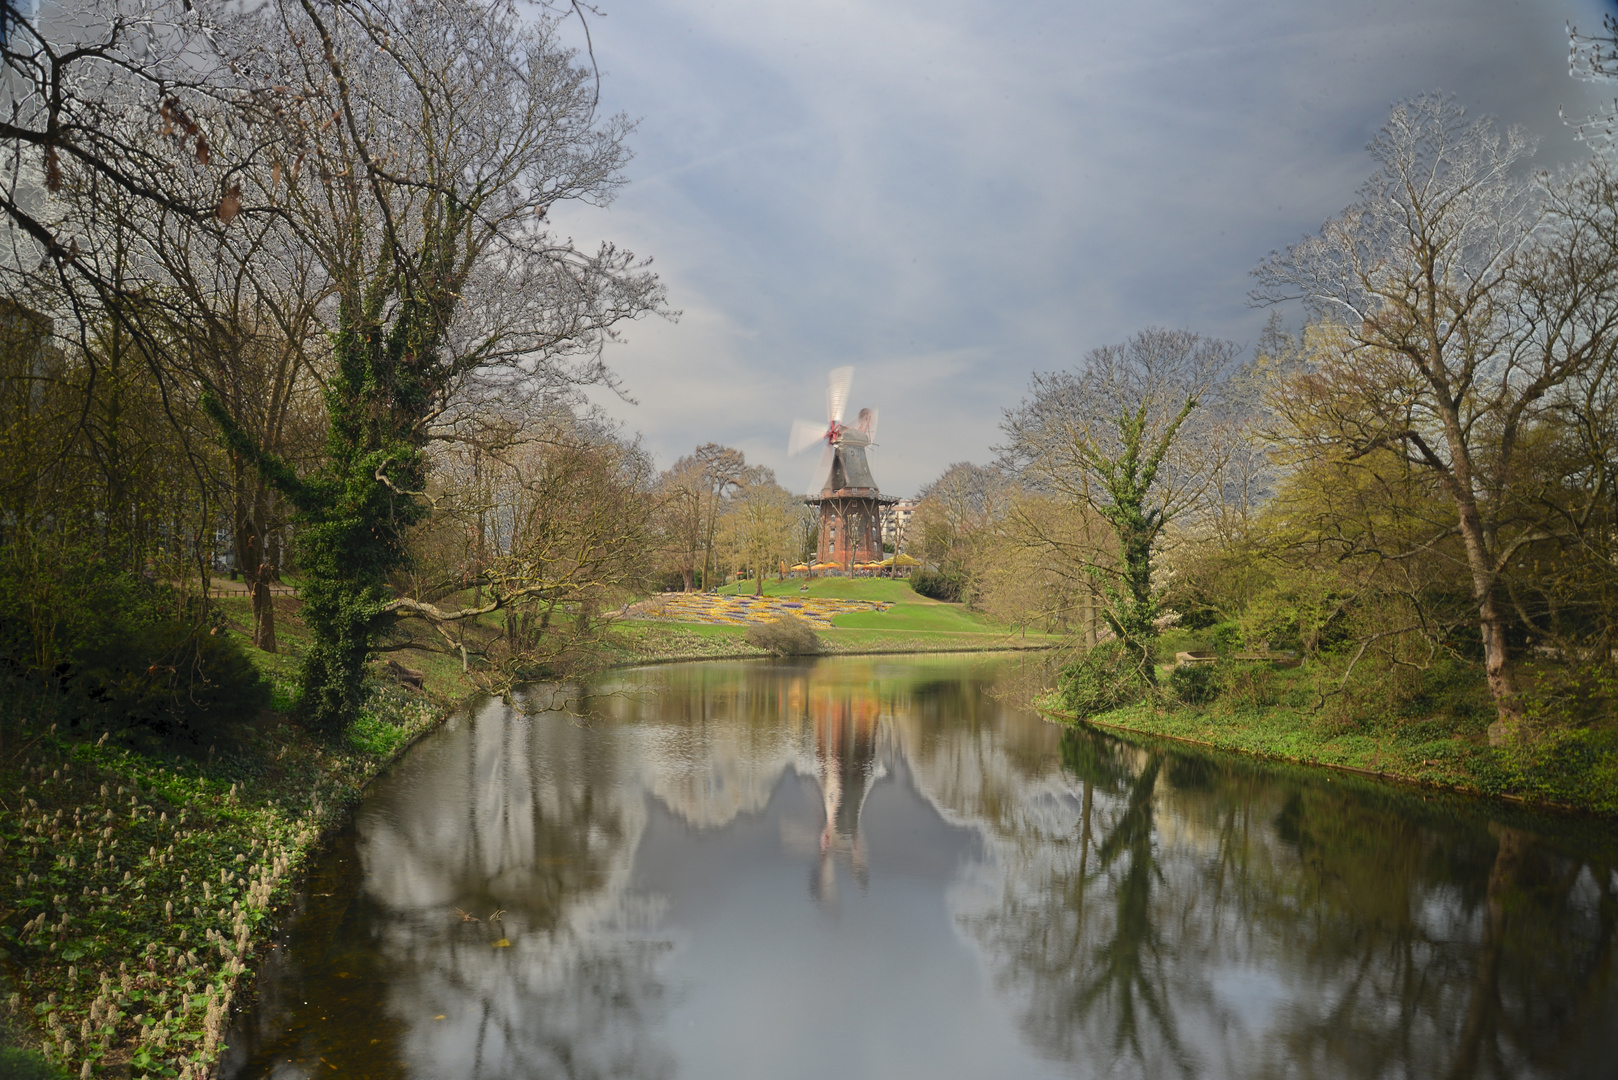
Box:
[1209,620,1243,655]
[909,569,965,602]
[1485,726,1618,815]
[1168,662,1217,705]
[0,538,268,749]
[746,614,822,656]
[1057,640,1150,717]
[1211,662,1279,712]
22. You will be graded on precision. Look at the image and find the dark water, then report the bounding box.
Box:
[222,655,1618,1080]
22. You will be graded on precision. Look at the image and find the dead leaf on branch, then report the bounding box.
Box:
[217,184,242,224]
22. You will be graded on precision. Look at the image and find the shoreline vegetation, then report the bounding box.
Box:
[1035,653,1618,818]
[0,673,440,1080]
[0,574,1049,1079]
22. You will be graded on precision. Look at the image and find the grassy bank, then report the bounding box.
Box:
[0,647,452,1079]
[1038,659,1618,816]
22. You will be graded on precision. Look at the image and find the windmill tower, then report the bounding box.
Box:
[789,367,897,570]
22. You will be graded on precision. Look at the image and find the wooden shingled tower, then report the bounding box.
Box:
[789,367,897,570]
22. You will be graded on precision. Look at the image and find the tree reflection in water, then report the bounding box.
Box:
[224,659,1618,1080]
[223,696,676,1080]
[954,720,1618,1079]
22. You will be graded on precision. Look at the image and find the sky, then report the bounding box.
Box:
[554,0,1617,497]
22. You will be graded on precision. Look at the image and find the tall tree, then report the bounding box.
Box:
[656,454,706,592]
[728,467,803,596]
[694,442,745,591]
[211,0,663,729]
[1253,95,1618,743]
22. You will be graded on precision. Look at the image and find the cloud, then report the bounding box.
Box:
[557,0,1613,495]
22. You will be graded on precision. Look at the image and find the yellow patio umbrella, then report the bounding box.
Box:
[891,553,921,566]
[791,563,810,572]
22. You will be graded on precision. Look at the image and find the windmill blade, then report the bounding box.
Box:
[808,442,835,495]
[788,418,826,456]
[826,366,854,425]
[856,406,878,443]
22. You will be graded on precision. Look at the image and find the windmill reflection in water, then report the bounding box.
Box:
[792,677,889,905]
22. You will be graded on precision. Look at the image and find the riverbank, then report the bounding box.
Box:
[1036,673,1618,817]
[0,671,446,1080]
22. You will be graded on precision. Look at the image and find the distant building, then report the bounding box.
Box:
[881,498,919,551]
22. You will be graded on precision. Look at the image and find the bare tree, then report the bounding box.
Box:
[694,442,745,591]
[656,454,706,591]
[393,410,653,683]
[206,0,664,728]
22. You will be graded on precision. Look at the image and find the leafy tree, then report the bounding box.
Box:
[727,467,805,596]
[1254,95,1618,743]
[999,328,1237,682]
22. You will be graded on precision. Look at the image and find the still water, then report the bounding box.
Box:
[223,655,1618,1080]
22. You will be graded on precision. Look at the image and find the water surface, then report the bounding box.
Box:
[223,655,1618,1079]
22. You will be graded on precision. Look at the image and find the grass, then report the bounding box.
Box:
[707,577,1059,642]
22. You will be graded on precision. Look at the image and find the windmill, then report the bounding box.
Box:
[787,367,897,570]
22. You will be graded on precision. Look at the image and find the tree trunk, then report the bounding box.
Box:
[231,461,278,652]
[1435,398,1524,746]
[251,575,278,653]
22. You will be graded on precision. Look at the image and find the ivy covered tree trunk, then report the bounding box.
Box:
[1101,508,1162,685]
[999,329,1237,692]
[292,308,434,730]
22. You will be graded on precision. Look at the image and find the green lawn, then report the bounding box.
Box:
[718,576,1042,637]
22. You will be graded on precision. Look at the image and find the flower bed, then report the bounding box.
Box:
[631,594,890,629]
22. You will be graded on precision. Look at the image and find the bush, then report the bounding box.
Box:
[1485,725,1618,815]
[1168,662,1217,705]
[1057,640,1151,717]
[1209,620,1243,655]
[745,614,822,656]
[910,568,965,602]
[0,538,268,749]
[1214,662,1279,711]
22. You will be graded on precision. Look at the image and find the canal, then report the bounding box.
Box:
[221,654,1618,1079]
